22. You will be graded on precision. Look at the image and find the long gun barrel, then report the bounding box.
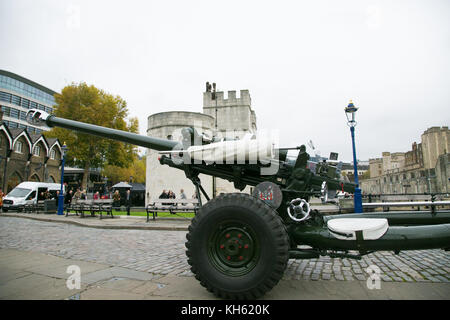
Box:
[26,109,179,151]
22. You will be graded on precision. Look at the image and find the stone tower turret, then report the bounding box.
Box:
[203,89,257,138]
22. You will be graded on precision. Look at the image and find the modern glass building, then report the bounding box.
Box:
[0,70,56,134]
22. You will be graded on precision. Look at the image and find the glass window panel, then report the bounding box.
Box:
[2,106,10,116]
[11,95,21,106]
[10,108,19,119]
[21,98,30,108]
[0,91,11,103]
[15,141,22,153]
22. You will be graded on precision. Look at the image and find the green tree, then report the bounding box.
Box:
[102,155,146,185]
[45,82,139,189]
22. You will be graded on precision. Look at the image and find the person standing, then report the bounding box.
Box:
[126,189,131,216]
[64,189,73,214]
[180,189,187,206]
[0,188,5,213]
[55,190,60,207]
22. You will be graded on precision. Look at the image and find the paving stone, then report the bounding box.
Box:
[354,274,366,281]
[311,274,320,281]
[381,275,393,282]
[322,274,332,280]
[335,274,345,281]
[434,276,449,283]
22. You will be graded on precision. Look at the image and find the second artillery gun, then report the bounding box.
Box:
[26,108,450,299]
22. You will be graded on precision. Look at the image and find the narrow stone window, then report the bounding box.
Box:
[14,141,23,153]
[33,145,40,156]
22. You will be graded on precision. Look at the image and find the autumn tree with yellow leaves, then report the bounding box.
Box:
[45,82,139,190]
[102,155,146,185]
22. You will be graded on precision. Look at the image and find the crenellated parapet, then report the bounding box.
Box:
[203,90,251,109]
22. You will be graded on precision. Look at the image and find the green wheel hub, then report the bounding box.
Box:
[208,221,260,276]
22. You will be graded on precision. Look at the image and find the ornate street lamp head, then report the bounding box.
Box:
[345,100,358,127]
[61,142,68,157]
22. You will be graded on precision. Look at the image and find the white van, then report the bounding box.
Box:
[2,182,64,212]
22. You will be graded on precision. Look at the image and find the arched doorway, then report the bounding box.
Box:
[30,174,41,182]
[47,175,56,183]
[7,172,22,193]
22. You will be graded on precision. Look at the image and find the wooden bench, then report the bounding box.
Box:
[146,198,199,222]
[94,199,113,219]
[66,199,114,219]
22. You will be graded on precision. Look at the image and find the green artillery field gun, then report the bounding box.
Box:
[27,109,450,299]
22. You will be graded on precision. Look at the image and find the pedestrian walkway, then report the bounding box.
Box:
[0,212,190,231]
[1,248,449,300]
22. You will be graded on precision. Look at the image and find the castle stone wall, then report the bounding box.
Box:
[146,111,215,203]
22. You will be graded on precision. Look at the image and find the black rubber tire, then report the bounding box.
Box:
[186,193,289,300]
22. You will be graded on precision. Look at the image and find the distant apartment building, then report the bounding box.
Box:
[0,70,56,134]
[361,126,450,194]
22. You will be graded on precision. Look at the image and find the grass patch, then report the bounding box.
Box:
[112,210,194,218]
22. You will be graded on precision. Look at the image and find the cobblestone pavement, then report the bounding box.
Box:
[1,216,449,283]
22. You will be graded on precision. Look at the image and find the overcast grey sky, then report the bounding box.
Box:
[1,0,449,162]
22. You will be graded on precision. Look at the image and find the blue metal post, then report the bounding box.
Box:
[350,126,363,213]
[57,144,67,215]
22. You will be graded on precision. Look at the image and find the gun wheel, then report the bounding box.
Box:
[186,193,289,300]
